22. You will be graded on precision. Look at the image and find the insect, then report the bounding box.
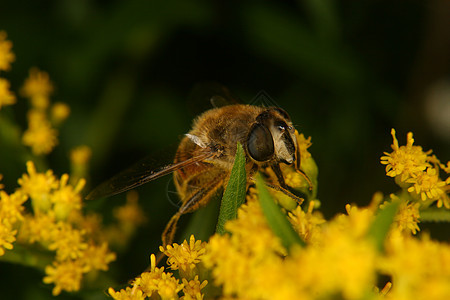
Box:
[86,91,311,247]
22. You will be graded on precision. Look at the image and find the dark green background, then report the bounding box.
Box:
[1,1,449,299]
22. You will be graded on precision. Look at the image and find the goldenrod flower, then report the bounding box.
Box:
[21,67,54,109]
[380,128,449,209]
[70,145,92,166]
[390,195,420,234]
[19,68,62,155]
[160,235,207,279]
[48,222,88,261]
[80,242,116,272]
[132,254,184,299]
[0,221,16,256]
[0,31,15,71]
[51,174,85,220]
[202,199,287,298]
[50,102,70,125]
[0,78,16,109]
[380,129,431,183]
[113,191,147,235]
[43,260,86,296]
[108,287,145,300]
[135,269,165,296]
[380,234,450,300]
[224,197,286,257]
[0,190,26,254]
[22,111,58,155]
[156,272,184,300]
[288,200,325,244]
[407,167,449,207]
[20,213,57,244]
[69,211,103,239]
[0,190,26,225]
[181,276,207,300]
[18,161,58,212]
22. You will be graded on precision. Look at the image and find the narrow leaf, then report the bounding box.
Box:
[420,208,450,222]
[367,200,400,252]
[216,142,246,234]
[256,174,306,250]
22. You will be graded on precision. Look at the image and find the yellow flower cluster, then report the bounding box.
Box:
[108,129,449,300]
[0,31,16,109]
[0,189,26,256]
[380,233,450,300]
[0,161,116,295]
[109,238,208,300]
[381,129,449,208]
[20,68,71,155]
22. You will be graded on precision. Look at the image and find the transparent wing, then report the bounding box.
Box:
[85,151,214,200]
[187,82,241,115]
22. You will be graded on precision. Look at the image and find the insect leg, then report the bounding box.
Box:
[264,182,304,206]
[161,175,225,247]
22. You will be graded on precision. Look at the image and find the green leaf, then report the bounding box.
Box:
[216,142,247,234]
[256,174,306,250]
[367,200,400,252]
[420,208,450,222]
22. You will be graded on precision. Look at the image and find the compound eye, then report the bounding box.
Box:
[247,123,274,162]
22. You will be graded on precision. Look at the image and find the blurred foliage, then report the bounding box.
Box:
[1,0,449,299]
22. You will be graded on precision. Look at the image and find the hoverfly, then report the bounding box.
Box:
[86,85,311,247]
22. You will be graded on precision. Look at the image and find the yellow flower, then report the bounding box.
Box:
[0,190,27,225]
[288,200,325,244]
[0,221,16,256]
[50,102,70,125]
[43,260,86,296]
[380,234,450,300]
[202,199,287,298]
[288,234,377,300]
[0,190,26,254]
[18,161,58,212]
[22,111,58,155]
[380,129,431,183]
[181,276,207,300]
[297,131,312,160]
[69,145,92,185]
[133,254,166,296]
[21,212,57,243]
[51,174,85,220]
[21,67,54,109]
[69,212,103,240]
[108,287,145,300]
[0,31,15,71]
[388,195,420,234]
[80,242,116,272]
[160,235,207,279]
[48,222,88,261]
[224,197,286,257]
[284,203,380,300]
[70,145,92,166]
[113,191,147,234]
[156,272,184,300]
[407,167,449,207]
[135,270,163,296]
[0,78,16,109]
